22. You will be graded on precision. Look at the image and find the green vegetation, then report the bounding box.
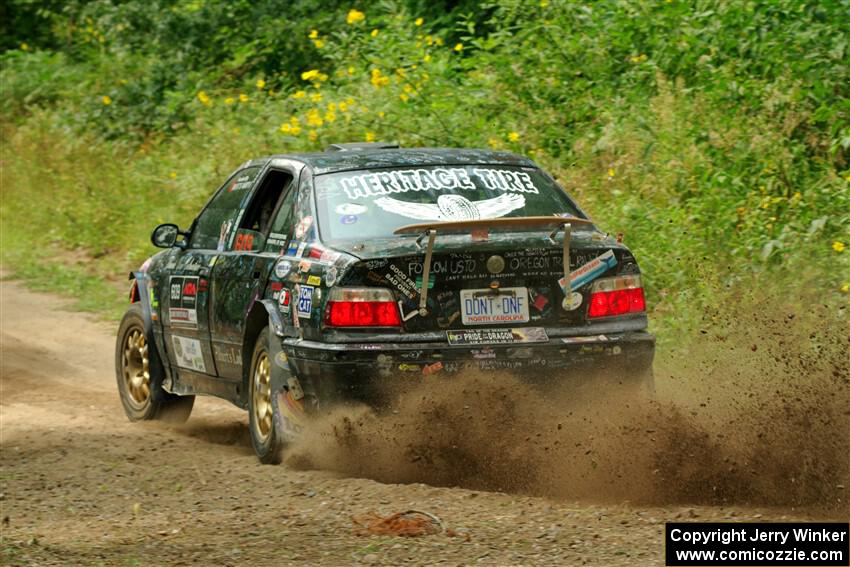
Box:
[2,0,848,339]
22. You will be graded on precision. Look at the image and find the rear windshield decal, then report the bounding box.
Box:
[340,167,539,200]
[374,194,525,221]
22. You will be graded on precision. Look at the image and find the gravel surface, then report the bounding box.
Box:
[1,278,846,566]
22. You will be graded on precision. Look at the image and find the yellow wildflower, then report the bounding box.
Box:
[301,69,320,81]
[169,172,177,179]
[308,130,318,141]
[325,110,337,123]
[488,137,502,149]
[845,174,850,182]
[289,116,300,125]
[101,95,112,105]
[415,17,424,26]
[306,108,324,127]
[832,241,846,253]
[312,39,325,49]
[507,131,520,142]
[280,123,292,134]
[310,91,323,103]
[291,125,302,135]
[435,37,444,46]
[608,168,615,178]
[370,68,390,88]
[308,29,319,39]
[426,35,433,46]
[365,131,376,142]
[292,90,307,99]
[378,111,386,118]
[20,42,29,51]
[371,28,379,38]
[346,9,365,24]
[197,91,211,106]
[423,54,432,63]
[239,93,249,103]
[345,97,355,106]
[256,79,266,89]
[840,283,849,293]
[224,97,235,105]
[540,0,549,6]
[339,101,349,112]
[399,93,409,102]
[454,43,463,52]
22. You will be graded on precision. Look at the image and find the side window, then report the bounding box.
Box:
[264,178,300,253]
[189,166,261,250]
[233,169,293,252]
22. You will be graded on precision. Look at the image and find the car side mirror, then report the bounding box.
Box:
[151,223,181,248]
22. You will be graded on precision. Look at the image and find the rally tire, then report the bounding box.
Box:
[248,327,284,464]
[115,303,195,423]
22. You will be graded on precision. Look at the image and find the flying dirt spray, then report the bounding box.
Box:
[285,293,849,516]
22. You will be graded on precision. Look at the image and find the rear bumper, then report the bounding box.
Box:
[280,330,655,405]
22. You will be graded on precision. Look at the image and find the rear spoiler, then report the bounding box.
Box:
[393,216,595,320]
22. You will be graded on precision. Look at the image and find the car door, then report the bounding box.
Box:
[209,161,303,380]
[161,164,263,387]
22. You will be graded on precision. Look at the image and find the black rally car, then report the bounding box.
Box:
[116,143,655,463]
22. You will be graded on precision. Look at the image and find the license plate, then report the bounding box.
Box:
[460,287,529,325]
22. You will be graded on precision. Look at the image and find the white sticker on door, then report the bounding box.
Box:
[171,335,206,373]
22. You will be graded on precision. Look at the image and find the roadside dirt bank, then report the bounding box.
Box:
[1,276,847,566]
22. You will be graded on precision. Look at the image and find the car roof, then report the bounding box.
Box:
[259,147,538,175]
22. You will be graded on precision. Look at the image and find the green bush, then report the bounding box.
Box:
[1,0,848,335]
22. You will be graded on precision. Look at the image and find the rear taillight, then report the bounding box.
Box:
[587,275,646,318]
[324,288,401,327]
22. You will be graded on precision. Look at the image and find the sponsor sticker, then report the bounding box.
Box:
[558,250,618,292]
[306,275,321,286]
[422,361,443,375]
[275,351,290,370]
[339,167,540,200]
[171,335,206,372]
[294,216,313,239]
[325,266,339,287]
[374,193,526,222]
[278,289,291,312]
[296,242,307,257]
[562,335,608,344]
[340,215,358,225]
[297,285,313,317]
[446,327,548,346]
[169,308,197,326]
[335,203,368,215]
[169,276,199,328]
[274,260,292,279]
[562,291,583,311]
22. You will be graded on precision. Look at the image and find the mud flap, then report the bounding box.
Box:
[260,300,307,445]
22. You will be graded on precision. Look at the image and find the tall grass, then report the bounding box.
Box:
[1,0,848,338]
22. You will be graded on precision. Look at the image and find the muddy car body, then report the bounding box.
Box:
[116,144,655,462]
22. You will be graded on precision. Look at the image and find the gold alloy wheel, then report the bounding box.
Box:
[252,352,273,442]
[122,328,150,408]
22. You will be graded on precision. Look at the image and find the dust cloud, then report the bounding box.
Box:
[285,294,849,515]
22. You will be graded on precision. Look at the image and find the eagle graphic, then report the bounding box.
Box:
[373,194,526,221]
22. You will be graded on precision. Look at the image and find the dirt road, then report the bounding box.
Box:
[1,277,847,566]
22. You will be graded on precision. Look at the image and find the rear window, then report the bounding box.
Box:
[314,165,584,242]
